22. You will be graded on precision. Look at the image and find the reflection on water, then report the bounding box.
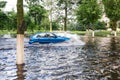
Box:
[82,37,120,80]
[0,36,120,80]
[16,64,25,80]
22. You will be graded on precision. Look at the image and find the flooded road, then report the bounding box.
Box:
[0,35,120,80]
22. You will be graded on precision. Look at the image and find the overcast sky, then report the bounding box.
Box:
[3,0,17,11]
[3,0,26,11]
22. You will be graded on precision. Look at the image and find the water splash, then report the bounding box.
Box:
[49,32,85,46]
[28,32,85,46]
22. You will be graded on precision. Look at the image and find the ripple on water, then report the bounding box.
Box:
[24,45,85,80]
[1,36,120,80]
[0,49,17,80]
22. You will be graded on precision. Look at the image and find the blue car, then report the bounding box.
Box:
[29,32,70,44]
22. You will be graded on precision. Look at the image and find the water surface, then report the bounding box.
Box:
[0,35,120,80]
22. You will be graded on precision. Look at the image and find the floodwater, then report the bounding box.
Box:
[0,34,120,80]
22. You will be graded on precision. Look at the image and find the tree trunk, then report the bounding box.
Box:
[50,8,52,32]
[91,23,95,37]
[50,21,52,32]
[92,30,95,37]
[112,21,117,36]
[49,0,53,32]
[16,64,25,79]
[113,31,117,37]
[16,0,25,64]
[64,0,68,31]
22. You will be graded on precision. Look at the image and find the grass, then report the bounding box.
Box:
[1,30,120,37]
[95,30,120,37]
[72,30,120,37]
[0,30,45,35]
[95,30,111,37]
[71,31,86,35]
[0,30,16,35]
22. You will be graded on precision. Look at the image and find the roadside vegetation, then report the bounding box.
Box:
[71,30,120,37]
[0,0,120,37]
[1,30,120,37]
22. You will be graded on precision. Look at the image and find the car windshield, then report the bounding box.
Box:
[36,33,56,38]
[36,33,46,38]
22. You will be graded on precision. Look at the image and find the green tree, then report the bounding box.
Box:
[52,21,59,30]
[102,0,120,36]
[28,5,46,29]
[7,11,17,31]
[76,0,102,37]
[25,0,41,6]
[94,21,106,30]
[25,0,47,30]
[24,13,33,31]
[43,0,53,32]
[57,0,79,31]
[0,1,8,30]
[0,11,8,30]
[40,18,50,31]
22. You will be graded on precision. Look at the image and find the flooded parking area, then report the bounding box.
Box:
[0,35,120,80]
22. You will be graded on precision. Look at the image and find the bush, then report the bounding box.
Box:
[94,21,107,30]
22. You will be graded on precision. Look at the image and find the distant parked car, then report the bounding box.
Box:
[29,32,70,44]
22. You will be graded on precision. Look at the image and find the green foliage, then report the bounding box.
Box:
[102,0,120,31]
[0,0,17,31]
[118,22,120,28]
[40,18,49,31]
[25,0,41,5]
[102,0,120,22]
[71,31,86,35]
[95,30,111,37]
[57,0,79,31]
[68,23,86,31]
[52,21,59,30]
[76,0,102,30]
[7,11,17,31]
[94,21,107,30]
[0,1,7,8]
[0,1,8,30]
[28,5,46,25]
[24,13,32,31]
[25,0,47,31]
[78,25,86,31]
[0,11,8,30]
[0,10,17,31]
